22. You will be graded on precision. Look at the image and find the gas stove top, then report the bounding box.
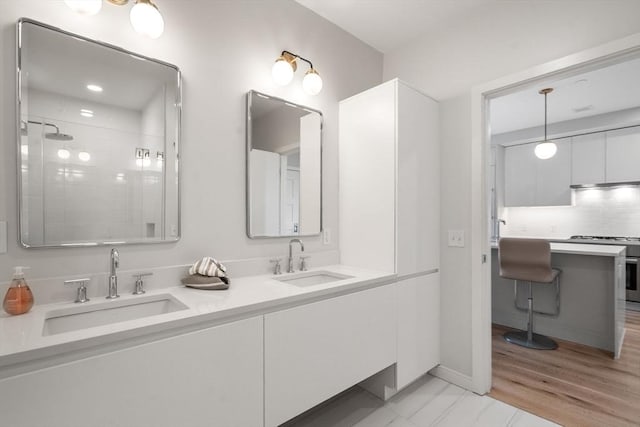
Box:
[569,235,640,242]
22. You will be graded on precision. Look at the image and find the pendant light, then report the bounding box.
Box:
[535,88,558,160]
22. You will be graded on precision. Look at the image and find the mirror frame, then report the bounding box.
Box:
[246,90,323,239]
[16,18,182,248]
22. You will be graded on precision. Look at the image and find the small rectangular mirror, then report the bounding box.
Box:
[246,91,322,238]
[17,19,181,248]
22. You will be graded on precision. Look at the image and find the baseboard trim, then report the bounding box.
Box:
[429,365,477,393]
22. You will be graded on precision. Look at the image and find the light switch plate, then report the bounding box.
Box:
[323,228,330,245]
[447,230,465,247]
[0,221,6,254]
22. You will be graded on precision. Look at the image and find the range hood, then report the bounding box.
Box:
[570,181,640,189]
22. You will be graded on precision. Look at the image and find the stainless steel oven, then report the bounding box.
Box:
[627,257,640,302]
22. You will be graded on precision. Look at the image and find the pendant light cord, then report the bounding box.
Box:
[544,90,548,141]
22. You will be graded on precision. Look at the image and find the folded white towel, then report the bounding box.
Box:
[189,257,227,278]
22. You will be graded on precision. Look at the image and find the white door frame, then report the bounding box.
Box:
[469,32,640,394]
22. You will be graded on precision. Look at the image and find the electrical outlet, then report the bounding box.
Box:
[447,230,465,247]
[323,228,330,245]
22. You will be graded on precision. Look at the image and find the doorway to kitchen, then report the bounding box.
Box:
[473,36,640,426]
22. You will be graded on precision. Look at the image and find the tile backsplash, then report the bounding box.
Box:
[502,186,640,238]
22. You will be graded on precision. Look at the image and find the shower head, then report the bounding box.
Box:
[44,131,74,141]
[26,120,74,141]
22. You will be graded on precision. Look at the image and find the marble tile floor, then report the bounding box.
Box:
[283,374,560,427]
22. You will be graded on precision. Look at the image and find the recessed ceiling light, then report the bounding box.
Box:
[572,105,594,113]
[78,151,91,162]
[80,109,94,118]
[57,149,71,160]
[86,84,103,92]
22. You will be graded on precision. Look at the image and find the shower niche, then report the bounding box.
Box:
[17,19,181,248]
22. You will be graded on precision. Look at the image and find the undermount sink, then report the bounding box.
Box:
[42,293,188,336]
[275,270,353,287]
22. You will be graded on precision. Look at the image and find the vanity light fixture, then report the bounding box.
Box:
[65,0,165,39]
[534,88,558,160]
[272,50,323,95]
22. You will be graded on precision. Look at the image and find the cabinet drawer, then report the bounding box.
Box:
[264,284,397,427]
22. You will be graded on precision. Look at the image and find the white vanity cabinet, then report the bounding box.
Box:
[504,139,572,207]
[605,127,640,183]
[0,316,264,427]
[396,272,440,389]
[264,284,397,427]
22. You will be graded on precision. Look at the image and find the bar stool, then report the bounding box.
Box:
[498,237,561,350]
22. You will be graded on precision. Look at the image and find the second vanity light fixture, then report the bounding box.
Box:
[272,50,323,95]
[535,87,558,160]
[64,0,164,39]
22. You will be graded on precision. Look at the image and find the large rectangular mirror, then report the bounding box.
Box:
[17,19,181,248]
[246,91,322,238]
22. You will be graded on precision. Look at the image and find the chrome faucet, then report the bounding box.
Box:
[107,248,120,299]
[287,239,304,273]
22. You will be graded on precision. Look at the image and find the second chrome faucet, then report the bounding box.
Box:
[107,248,120,299]
[287,239,304,273]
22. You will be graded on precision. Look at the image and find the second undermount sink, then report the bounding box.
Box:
[275,270,354,287]
[42,293,188,336]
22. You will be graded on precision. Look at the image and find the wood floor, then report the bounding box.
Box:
[490,310,640,427]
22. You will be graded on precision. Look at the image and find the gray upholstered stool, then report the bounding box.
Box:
[498,237,561,350]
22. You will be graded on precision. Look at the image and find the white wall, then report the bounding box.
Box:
[383,0,640,377]
[0,1,382,280]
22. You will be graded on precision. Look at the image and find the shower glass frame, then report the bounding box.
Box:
[16,18,182,248]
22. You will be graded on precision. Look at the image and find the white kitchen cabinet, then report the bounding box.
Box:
[396,272,440,390]
[605,127,640,183]
[504,143,536,207]
[571,133,606,185]
[0,317,264,427]
[339,78,439,276]
[264,284,397,427]
[504,139,572,207]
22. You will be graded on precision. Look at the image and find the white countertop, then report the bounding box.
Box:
[0,264,396,372]
[548,242,626,256]
[491,241,626,256]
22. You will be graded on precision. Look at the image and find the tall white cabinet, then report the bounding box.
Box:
[339,79,440,392]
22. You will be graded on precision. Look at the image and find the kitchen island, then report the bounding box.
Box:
[491,242,626,358]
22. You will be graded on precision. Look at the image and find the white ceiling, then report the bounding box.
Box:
[489,56,640,134]
[295,0,496,53]
[295,0,640,135]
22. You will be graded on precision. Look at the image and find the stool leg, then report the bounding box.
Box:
[527,281,533,342]
[504,280,558,350]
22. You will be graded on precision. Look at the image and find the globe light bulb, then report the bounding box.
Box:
[302,68,323,95]
[64,0,103,15]
[130,0,165,39]
[534,141,557,160]
[272,56,295,86]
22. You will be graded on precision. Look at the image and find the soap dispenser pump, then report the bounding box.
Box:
[3,266,34,315]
